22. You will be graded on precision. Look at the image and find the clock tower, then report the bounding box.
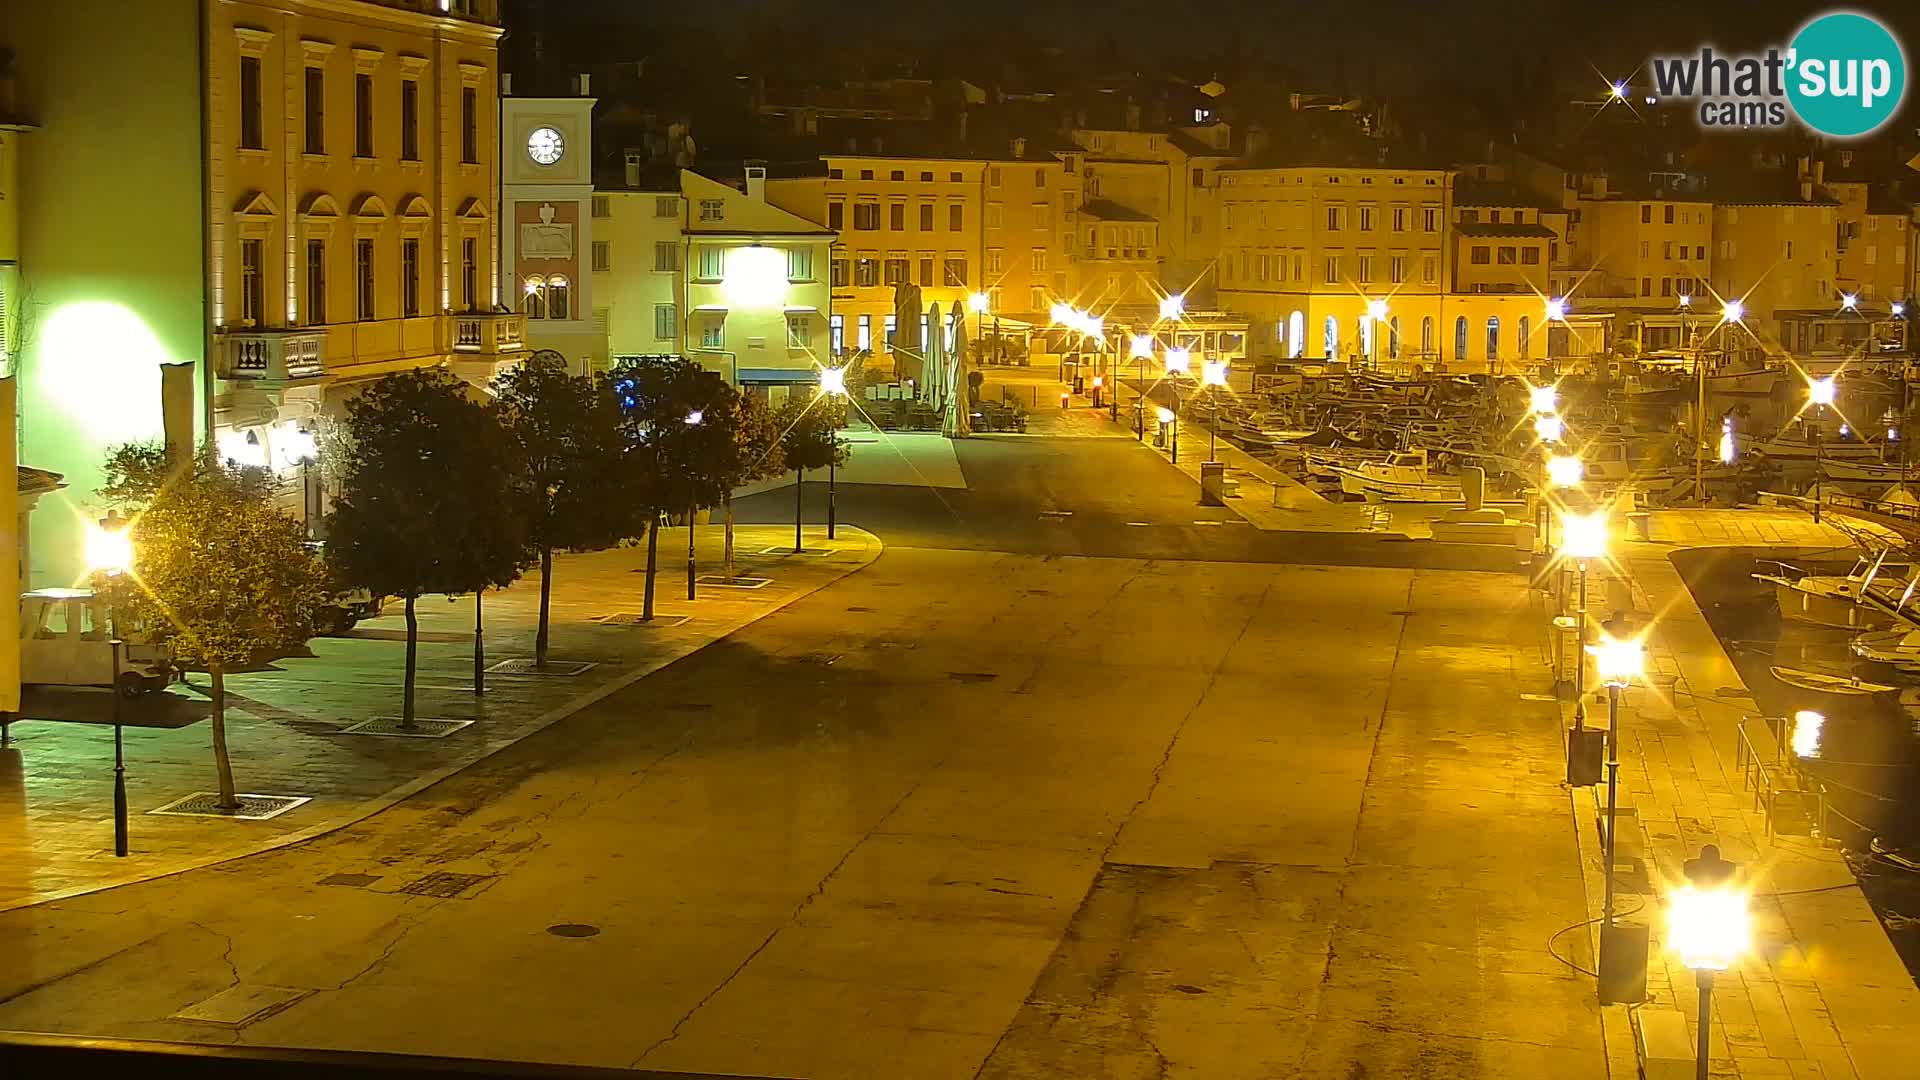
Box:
[500,76,597,372]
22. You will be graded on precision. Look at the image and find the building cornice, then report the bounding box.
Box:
[216,0,504,45]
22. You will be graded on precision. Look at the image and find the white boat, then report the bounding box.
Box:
[1706,366,1783,396]
[1332,449,1462,503]
[1769,665,1898,696]
[1302,446,1391,477]
[1848,627,1920,670]
[1753,552,1914,631]
[1737,419,1887,462]
[1820,459,1913,482]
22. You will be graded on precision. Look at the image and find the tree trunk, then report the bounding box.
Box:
[723,490,736,582]
[402,591,418,729]
[535,544,554,669]
[795,467,804,552]
[642,515,659,621]
[210,664,238,809]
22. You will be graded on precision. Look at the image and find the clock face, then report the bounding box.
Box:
[527,126,565,166]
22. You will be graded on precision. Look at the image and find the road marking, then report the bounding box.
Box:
[1125,521,1151,527]
[1039,510,1073,517]
[1519,693,1557,702]
[1193,520,1224,527]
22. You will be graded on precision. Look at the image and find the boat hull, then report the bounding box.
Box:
[1762,576,1895,630]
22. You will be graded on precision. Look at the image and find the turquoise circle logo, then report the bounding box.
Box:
[1786,12,1906,137]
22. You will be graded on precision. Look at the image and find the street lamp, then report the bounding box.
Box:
[1158,406,1178,464]
[1535,414,1565,444]
[86,519,135,858]
[1164,348,1191,456]
[1670,846,1747,1080]
[1720,298,1744,325]
[1547,454,1584,489]
[1808,376,1837,524]
[1561,511,1608,726]
[1546,297,1568,322]
[1529,384,1558,416]
[1159,293,1186,321]
[1365,298,1389,370]
[819,367,849,541]
[1841,292,1859,312]
[969,291,1002,367]
[1201,360,1228,461]
[685,408,703,600]
[1587,633,1643,930]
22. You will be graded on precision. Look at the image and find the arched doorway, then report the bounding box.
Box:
[1289,311,1305,358]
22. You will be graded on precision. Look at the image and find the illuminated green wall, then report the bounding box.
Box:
[1,0,206,587]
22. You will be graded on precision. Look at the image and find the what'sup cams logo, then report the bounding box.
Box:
[1649,11,1907,138]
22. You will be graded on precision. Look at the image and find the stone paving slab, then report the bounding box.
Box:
[0,525,881,912]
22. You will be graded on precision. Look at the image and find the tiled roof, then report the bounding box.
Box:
[1078,199,1158,223]
[1455,221,1557,239]
[1453,177,1554,211]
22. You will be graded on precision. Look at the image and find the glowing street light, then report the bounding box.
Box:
[684,409,705,598]
[1529,384,1558,415]
[1609,81,1627,99]
[1790,709,1825,759]
[1201,360,1228,387]
[1587,630,1644,930]
[1589,634,1643,688]
[1841,293,1859,312]
[968,291,990,315]
[1164,347,1192,377]
[1156,405,1179,464]
[818,366,849,542]
[1807,376,1837,407]
[85,514,136,858]
[818,365,848,398]
[1534,414,1565,444]
[1130,334,1155,359]
[1560,511,1608,562]
[1366,297,1389,322]
[1545,297,1568,321]
[1546,454,1584,489]
[1050,302,1074,326]
[85,521,134,576]
[1670,845,1748,1080]
[1159,294,1186,320]
[1721,298,1745,324]
[1677,293,1692,310]
[1720,417,1737,464]
[1895,302,1908,317]
[1808,377,1836,524]
[685,409,704,426]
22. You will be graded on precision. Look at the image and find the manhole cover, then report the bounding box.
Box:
[150,793,311,821]
[948,672,998,684]
[171,984,310,1027]
[338,717,473,739]
[697,574,771,589]
[487,659,595,676]
[397,872,494,899]
[595,613,691,628]
[317,873,382,888]
[546,923,601,938]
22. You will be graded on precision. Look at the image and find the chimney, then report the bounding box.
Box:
[1814,159,1825,186]
[625,150,643,188]
[500,72,513,96]
[744,161,767,203]
[1010,136,1027,159]
[1125,102,1141,131]
[576,72,592,97]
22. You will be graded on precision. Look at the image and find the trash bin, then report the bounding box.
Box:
[1200,461,1227,506]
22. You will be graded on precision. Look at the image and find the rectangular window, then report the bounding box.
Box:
[654,241,678,272]
[1357,255,1373,282]
[1037,168,1048,187]
[1392,207,1406,231]
[355,73,374,157]
[304,67,325,154]
[700,321,724,349]
[1521,247,1540,265]
[787,314,811,348]
[830,314,844,354]
[890,170,904,182]
[1496,246,1517,265]
[240,239,264,325]
[1460,209,1478,224]
[306,239,327,324]
[1641,276,1652,296]
[1664,204,1675,224]
[1471,246,1490,265]
[943,257,967,287]
[786,247,814,281]
[1031,286,1046,311]
[986,203,1004,229]
[1421,254,1437,283]
[591,195,611,218]
[920,171,933,183]
[988,166,1002,187]
[884,257,908,285]
[949,204,963,231]
[853,203,879,230]
[855,258,879,287]
[1390,255,1406,283]
[857,314,871,351]
[699,199,725,223]
[401,238,420,316]
[831,256,850,287]
[654,303,676,341]
[400,79,419,160]
[1423,206,1438,232]
[889,203,905,230]
[1323,256,1339,283]
[1641,205,1652,224]
[1489,210,1502,224]
[461,87,478,164]
[696,246,725,280]
[1191,215,1202,235]
[1359,207,1374,231]
[461,237,477,310]
[655,196,678,218]
[985,249,1003,274]
[1030,249,1047,272]
[239,56,263,149]
[828,202,845,230]
[592,240,611,273]
[1326,206,1342,231]
[355,238,375,320]
[918,256,933,286]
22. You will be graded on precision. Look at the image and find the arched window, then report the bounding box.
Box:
[546,276,571,320]
[523,278,546,320]
[1518,315,1531,359]
[1485,315,1500,361]
[1273,318,1286,348]
[1453,316,1467,360]
[1421,316,1435,356]
[1289,311,1305,358]
[1323,315,1338,359]
[1389,316,1401,360]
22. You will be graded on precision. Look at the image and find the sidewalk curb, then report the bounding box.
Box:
[0,528,885,915]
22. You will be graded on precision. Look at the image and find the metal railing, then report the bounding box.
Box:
[1734,716,1832,845]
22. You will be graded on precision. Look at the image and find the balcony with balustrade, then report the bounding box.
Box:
[216,328,327,383]
[450,311,528,357]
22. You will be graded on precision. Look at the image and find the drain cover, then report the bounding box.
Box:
[171,984,310,1027]
[396,872,494,899]
[487,659,595,676]
[150,793,311,821]
[338,717,473,739]
[546,923,601,938]
[317,873,382,888]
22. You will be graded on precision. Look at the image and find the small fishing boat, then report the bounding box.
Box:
[1820,459,1912,483]
[1302,446,1392,477]
[1738,419,1887,462]
[1332,449,1462,503]
[1753,552,1914,631]
[1848,627,1920,671]
[1769,665,1899,696]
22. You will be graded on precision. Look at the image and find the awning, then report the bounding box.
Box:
[693,304,729,313]
[736,368,821,385]
[784,305,820,314]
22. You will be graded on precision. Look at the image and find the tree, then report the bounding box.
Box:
[714,393,786,580]
[493,356,644,668]
[329,369,526,727]
[775,395,850,553]
[98,443,330,809]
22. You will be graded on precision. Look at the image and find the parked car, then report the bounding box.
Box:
[21,588,172,696]
[307,542,385,635]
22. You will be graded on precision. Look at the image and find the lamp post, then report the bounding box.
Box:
[1367,298,1388,371]
[1808,376,1836,524]
[86,520,135,858]
[1588,634,1644,929]
[685,409,704,599]
[969,291,999,368]
[1164,347,1191,462]
[1561,511,1608,727]
[1202,359,1228,461]
[819,366,848,541]
[1670,845,1747,1080]
[1129,334,1154,428]
[1158,406,1178,463]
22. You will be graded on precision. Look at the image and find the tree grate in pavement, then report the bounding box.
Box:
[758,545,833,557]
[396,871,494,898]
[595,613,691,628]
[150,792,311,820]
[338,717,473,739]
[487,659,595,676]
[317,873,382,888]
[696,574,772,589]
[948,671,998,684]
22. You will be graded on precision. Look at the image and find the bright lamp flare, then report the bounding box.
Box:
[818,366,848,397]
[1678,293,1692,309]
[1668,884,1750,971]
[1202,360,1228,387]
[1808,377,1837,407]
[1529,385,1558,415]
[85,522,134,575]
[1050,302,1073,326]
[1841,293,1859,311]
[1366,298,1388,322]
[1159,294,1185,320]
[1164,347,1192,376]
[1721,298,1745,324]
[1130,334,1156,359]
[1560,511,1608,561]
[1156,407,1175,424]
[1587,635,1644,687]
[968,291,990,314]
[1895,302,1908,317]
[1534,415,1564,443]
[1791,710,1825,758]
[1609,81,1627,99]
[1720,418,1737,464]
[1545,298,1568,321]
[685,410,704,425]
[1546,454,1584,488]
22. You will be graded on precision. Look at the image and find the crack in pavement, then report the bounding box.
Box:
[191,920,242,990]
